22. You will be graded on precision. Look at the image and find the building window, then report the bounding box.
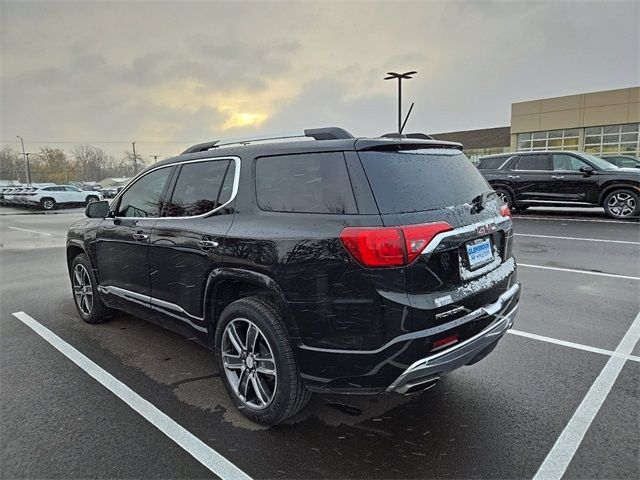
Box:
[517,129,580,151]
[584,123,640,156]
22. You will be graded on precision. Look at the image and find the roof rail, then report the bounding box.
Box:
[303,127,354,140]
[181,127,354,155]
[182,140,220,154]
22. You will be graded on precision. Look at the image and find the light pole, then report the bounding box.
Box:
[384,71,417,134]
[16,135,31,185]
[132,141,138,175]
[25,153,35,183]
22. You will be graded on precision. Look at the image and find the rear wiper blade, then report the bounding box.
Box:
[470,191,496,213]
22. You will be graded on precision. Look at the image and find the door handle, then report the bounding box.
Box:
[551,175,565,180]
[198,239,219,249]
[133,233,149,241]
[507,174,520,179]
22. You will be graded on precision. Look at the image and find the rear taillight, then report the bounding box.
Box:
[340,222,452,268]
[500,204,511,218]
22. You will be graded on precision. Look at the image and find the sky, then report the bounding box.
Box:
[1,0,639,160]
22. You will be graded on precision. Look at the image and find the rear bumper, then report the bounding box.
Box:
[387,302,518,394]
[297,281,520,393]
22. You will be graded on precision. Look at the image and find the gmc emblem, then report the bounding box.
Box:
[476,223,498,235]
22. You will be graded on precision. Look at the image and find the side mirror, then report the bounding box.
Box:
[579,165,594,175]
[85,200,110,218]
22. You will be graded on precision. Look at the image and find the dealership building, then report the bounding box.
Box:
[431,86,640,161]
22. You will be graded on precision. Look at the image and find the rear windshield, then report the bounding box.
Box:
[359,149,490,214]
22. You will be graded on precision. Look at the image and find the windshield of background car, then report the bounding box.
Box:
[585,154,619,170]
[358,148,491,214]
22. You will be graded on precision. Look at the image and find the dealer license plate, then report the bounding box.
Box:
[465,237,493,269]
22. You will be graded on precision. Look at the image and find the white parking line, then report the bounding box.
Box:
[11,311,252,480]
[508,329,640,363]
[519,263,640,281]
[533,312,640,480]
[6,226,52,236]
[515,233,640,245]
[513,215,637,225]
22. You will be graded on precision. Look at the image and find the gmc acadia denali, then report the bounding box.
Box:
[67,127,521,425]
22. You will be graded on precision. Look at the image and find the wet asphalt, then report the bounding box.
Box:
[0,206,638,479]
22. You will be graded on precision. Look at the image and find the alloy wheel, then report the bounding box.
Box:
[73,264,93,316]
[43,200,54,210]
[221,318,277,410]
[87,197,97,204]
[607,192,636,218]
[496,191,509,206]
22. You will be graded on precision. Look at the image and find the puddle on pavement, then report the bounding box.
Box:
[74,311,413,431]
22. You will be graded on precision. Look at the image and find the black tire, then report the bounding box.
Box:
[215,296,311,426]
[603,189,639,219]
[514,204,529,213]
[40,198,56,210]
[85,195,99,205]
[494,187,514,209]
[71,253,112,324]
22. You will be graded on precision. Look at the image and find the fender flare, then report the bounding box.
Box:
[203,267,299,345]
[598,182,640,205]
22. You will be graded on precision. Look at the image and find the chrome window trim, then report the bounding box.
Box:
[110,156,241,221]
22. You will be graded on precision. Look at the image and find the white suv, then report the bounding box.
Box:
[28,185,103,210]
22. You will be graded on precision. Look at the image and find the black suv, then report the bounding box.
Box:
[67,128,520,425]
[478,151,640,219]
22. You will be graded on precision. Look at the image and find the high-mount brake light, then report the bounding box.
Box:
[340,222,453,268]
[500,204,512,218]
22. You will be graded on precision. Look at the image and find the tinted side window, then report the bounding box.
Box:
[117,167,172,218]
[256,152,357,214]
[514,154,550,171]
[478,156,507,169]
[164,160,233,217]
[553,154,588,171]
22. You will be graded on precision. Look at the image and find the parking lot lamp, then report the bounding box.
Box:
[16,135,31,185]
[384,71,417,134]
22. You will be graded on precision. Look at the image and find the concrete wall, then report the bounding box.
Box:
[510,87,640,150]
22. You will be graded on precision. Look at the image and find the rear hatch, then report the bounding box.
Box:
[355,143,515,341]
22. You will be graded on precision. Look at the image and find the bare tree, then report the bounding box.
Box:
[121,150,146,176]
[72,144,108,182]
[33,147,72,184]
[0,146,25,182]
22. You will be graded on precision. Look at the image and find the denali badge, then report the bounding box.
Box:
[476,223,498,235]
[435,305,465,320]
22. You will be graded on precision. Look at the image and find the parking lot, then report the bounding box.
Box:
[0,207,638,479]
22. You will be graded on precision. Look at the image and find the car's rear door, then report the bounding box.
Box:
[356,145,516,340]
[508,153,553,202]
[148,157,238,334]
[95,165,174,309]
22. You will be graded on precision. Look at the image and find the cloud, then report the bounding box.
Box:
[1,0,638,160]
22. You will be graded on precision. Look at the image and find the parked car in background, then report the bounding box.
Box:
[68,127,520,425]
[27,185,103,210]
[477,151,640,219]
[101,186,124,199]
[600,155,640,168]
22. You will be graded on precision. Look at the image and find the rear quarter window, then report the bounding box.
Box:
[256,152,357,214]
